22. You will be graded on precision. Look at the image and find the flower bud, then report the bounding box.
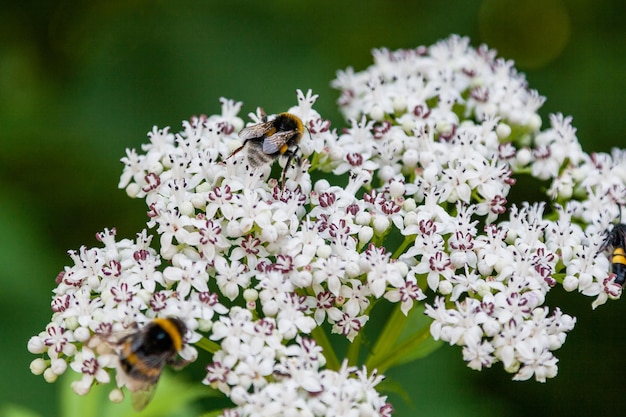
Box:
[125,183,141,198]
[388,181,405,198]
[402,149,419,168]
[316,245,332,259]
[358,226,374,245]
[373,216,390,234]
[243,288,258,302]
[369,105,385,121]
[27,336,45,354]
[51,358,67,375]
[43,368,58,383]
[496,123,511,139]
[73,327,91,343]
[180,201,195,216]
[109,388,125,403]
[562,275,578,292]
[30,358,48,375]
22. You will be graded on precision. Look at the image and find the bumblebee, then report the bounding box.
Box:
[230,111,304,187]
[600,223,626,286]
[117,317,188,410]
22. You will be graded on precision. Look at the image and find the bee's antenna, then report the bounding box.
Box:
[259,107,268,123]
[304,120,312,141]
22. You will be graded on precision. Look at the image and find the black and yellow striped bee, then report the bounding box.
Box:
[230,111,304,187]
[117,317,188,410]
[600,223,626,287]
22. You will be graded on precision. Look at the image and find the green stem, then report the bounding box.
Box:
[199,411,227,417]
[195,336,221,354]
[364,303,407,370]
[392,235,414,259]
[346,331,362,366]
[514,167,533,175]
[368,322,431,373]
[312,325,341,371]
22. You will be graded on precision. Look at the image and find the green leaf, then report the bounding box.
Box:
[375,378,411,407]
[0,403,43,417]
[365,302,442,373]
[390,303,443,366]
[59,371,220,417]
[389,330,443,367]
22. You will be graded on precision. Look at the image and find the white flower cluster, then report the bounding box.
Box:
[207,308,391,417]
[27,228,209,394]
[28,89,395,412]
[331,34,626,381]
[28,34,626,415]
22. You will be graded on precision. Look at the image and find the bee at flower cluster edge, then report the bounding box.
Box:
[114,317,189,411]
[600,222,626,287]
[228,110,305,188]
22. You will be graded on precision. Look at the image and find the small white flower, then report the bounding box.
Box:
[163,254,209,297]
[70,347,113,395]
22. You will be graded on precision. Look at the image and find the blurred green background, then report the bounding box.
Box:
[2,0,625,416]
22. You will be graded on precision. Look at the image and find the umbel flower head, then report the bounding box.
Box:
[28,34,626,415]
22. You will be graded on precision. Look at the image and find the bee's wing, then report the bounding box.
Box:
[238,122,273,141]
[129,353,187,411]
[262,130,293,154]
[89,325,137,352]
[126,353,170,411]
[131,383,158,411]
[128,349,182,411]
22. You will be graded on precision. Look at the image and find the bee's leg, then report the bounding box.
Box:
[168,357,191,370]
[280,155,291,189]
[227,141,247,159]
[280,147,301,189]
